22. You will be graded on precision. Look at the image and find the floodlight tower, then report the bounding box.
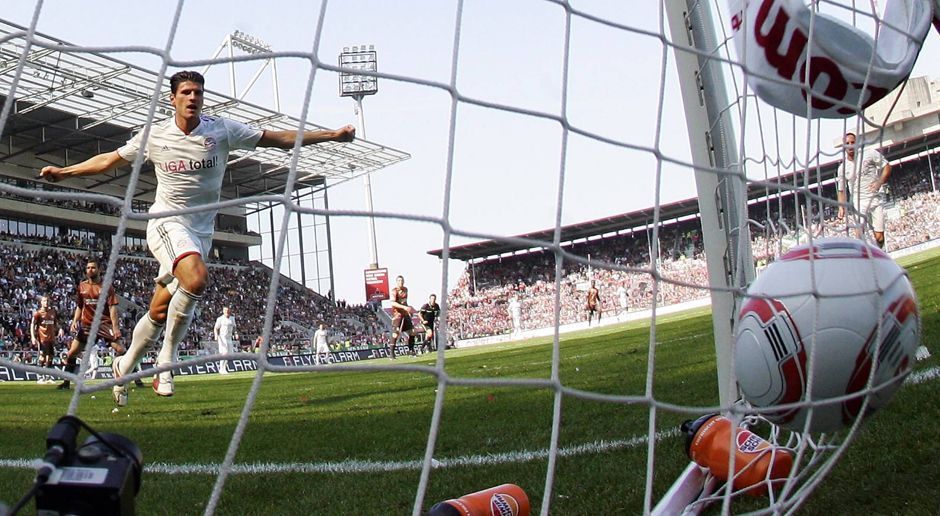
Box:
[203,30,280,110]
[339,45,379,269]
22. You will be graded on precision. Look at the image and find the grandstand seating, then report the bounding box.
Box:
[0,241,383,364]
[446,162,940,340]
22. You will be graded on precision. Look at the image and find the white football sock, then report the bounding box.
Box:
[158,287,201,366]
[120,314,165,376]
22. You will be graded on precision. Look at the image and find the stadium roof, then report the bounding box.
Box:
[0,19,410,203]
[431,129,940,262]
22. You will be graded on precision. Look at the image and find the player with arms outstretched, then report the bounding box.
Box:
[40,70,355,405]
[31,295,61,384]
[389,275,415,359]
[57,259,125,390]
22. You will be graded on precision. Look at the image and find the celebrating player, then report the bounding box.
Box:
[418,293,441,352]
[30,295,61,384]
[57,259,125,390]
[39,70,355,405]
[389,275,415,358]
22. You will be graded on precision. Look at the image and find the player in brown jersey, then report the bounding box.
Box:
[389,275,416,359]
[31,295,61,384]
[586,280,601,326]
[57,259,126,390]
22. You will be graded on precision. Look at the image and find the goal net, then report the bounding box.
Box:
[0,1,935,514]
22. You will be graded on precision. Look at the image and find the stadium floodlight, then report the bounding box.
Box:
[339,45,381,272]
[230,30,272,55]
[338,45,378,98]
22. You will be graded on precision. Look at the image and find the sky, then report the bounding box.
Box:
[4,0,940,306]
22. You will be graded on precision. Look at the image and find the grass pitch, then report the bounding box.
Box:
[0,251,938,515]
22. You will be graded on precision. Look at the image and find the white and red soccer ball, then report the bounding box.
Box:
[735,237,920,433]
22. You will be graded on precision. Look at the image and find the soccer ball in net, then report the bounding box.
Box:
[734,237,921,433]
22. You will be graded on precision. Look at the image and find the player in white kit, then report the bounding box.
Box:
[617,284,628,319]
[837,132,892,248]
[313,324,331,365]
[213,306,237,374]
[40,71,355,406]
[507,295,522,339]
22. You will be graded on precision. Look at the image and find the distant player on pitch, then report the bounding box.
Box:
[31,295,61,384]
[418,293,441,352]
[507,295,522,339]
[617,283,629,319]
[40,70,355,405]
[837,132,892,248]
[389,275,415,358]
[586,280,601,326]
[213,306,237,375]
[313,323,332,365]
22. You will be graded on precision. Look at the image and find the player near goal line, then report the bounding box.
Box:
[39,70,355,406]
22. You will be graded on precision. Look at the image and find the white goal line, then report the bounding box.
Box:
[1,366,935,476]
[0,428,679,477]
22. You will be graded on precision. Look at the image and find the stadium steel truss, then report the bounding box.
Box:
[0,19,410,297]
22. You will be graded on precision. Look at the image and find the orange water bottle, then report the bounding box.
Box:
[426,484,530,516]
[682,414,793,496]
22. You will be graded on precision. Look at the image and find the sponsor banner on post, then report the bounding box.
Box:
[364,267,390,302]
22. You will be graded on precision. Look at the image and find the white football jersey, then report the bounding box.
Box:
[118,115,262,237]
[214,314,237,340]
[837,147,887,198]
[314,329,329,351]
[508,298,521,318]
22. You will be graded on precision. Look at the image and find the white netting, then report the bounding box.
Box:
[0,1,936,514]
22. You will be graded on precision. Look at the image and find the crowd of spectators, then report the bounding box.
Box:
[0,243,384,364]
[446,164,940,340]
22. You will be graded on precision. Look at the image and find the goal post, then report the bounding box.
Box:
[664,0,754,411]
[655,1,754,512]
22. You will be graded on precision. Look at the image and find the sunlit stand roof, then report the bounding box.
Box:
[0,19,410,206]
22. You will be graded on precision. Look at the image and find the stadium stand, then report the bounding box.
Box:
[0,240,385,365]
[445,156,940,340]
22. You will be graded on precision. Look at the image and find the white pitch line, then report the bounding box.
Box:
[0,428,680,476]
[907,364,940,385]
[2,366,936,476]
[148,428,682,475]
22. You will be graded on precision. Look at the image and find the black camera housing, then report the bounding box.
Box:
[35,433,142,516]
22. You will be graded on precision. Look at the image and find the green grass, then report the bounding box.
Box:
[1,251,938,514]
